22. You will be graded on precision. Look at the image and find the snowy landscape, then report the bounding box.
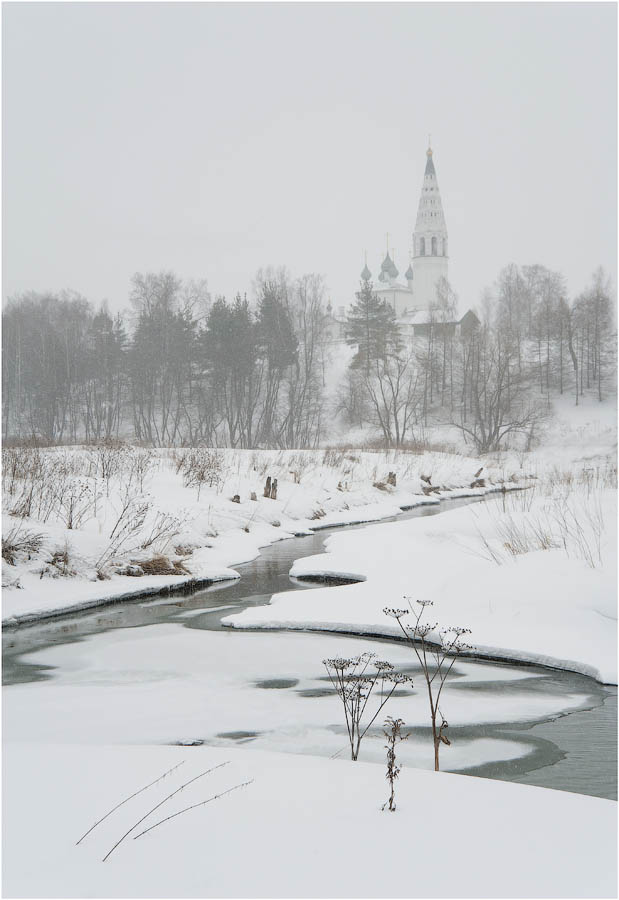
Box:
[3,397,617,897]
[3,3,618,899]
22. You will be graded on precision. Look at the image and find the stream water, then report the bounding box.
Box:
[3,497,616,800]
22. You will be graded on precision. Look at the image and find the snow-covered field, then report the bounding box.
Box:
[224,479,617,683]
[3,741,616,899]
[220,399,619,683]
[3,397,617,898]
[2,443,522,623]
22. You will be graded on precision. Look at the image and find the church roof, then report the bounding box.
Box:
[380,252,399,279]
[416,145,447,235]
[396,308,477,327]
[361,264,372,281]
[373,279,412,295]
[425,148,436,176]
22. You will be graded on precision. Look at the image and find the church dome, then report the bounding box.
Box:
[405,264,414,281]
[381,252,399,279]
[361,264,372,281]
[425,147,436,176]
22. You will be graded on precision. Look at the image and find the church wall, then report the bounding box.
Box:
[374,286,414,318]
[412,255,448,308]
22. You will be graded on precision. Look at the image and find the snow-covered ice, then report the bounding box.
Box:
[2,625,592,770]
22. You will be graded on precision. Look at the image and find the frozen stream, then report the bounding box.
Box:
[3,498,616,800]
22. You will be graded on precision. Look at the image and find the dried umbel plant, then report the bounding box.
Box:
[382,717,408,812]
[323,653,412,761]
[385,599,472,771]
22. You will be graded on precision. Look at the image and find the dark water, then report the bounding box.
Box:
[3,497,616,800]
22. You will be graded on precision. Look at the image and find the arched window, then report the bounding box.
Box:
[431,236,437,256]
[419,237,425,256]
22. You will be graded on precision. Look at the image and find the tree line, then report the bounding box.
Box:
[2,269,328,448]
[2,263,615,451]
[338,264,615,452]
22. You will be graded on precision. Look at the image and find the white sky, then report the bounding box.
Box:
[3,2,617,314]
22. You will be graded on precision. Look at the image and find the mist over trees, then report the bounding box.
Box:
[2,263,615,450]
[3,269,329,449]
[335,264,615,452]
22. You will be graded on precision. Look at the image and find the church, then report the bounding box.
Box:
[324,145,479,343]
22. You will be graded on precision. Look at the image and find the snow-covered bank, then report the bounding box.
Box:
[3,742,616,899]
[2,445,520,624]
[1,569,241,627]
[224,483,618,684]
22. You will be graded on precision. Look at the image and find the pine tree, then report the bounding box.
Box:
[256,283,298,370]
[345,278,400,372]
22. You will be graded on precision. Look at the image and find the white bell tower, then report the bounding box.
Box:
[412,144,448,308]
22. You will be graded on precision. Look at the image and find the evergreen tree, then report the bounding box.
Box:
[202,295,260,446]
[256,283,298,370]
[346,278,400,371]
[255,282,298,444]
[82,304,127,440]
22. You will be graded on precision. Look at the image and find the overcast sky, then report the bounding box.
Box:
[3,2,617,314]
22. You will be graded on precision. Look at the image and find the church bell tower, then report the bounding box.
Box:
[412,145,448,308]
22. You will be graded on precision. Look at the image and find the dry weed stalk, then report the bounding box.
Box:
[385,599,471,771]
[95,485,150,572]
[323,653,412,761]
[382,717,408,812]
[133,780,253,839]
[102,761,229,861]
[76,760,186,845]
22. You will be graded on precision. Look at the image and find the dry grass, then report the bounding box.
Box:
[175,448,223,498]
[2,525,45,565]
[40,543,77,578]
[474,465,611,568]
[137,556,191,576]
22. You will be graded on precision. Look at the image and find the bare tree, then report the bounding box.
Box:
[361,347,422,447]
[454,323,546,453]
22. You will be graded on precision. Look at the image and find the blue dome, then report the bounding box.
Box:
[381,252,399,279]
